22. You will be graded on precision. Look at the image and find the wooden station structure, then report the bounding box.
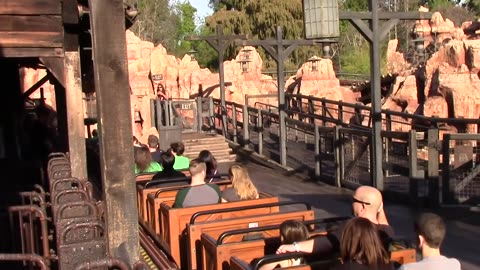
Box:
[0,0,141,266]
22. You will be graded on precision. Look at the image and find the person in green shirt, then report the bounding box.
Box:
[170,142,190,170]
[134,145,162,174]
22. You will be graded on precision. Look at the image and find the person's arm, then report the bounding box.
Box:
[276,239,314,254]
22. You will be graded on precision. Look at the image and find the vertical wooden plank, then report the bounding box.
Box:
[54,81,69,153]
[428,128,440,206]
[88,0,139,265]
[64,52,87,180]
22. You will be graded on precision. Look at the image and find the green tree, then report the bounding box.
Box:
[206,0,322,70]
[464,0,480,15]
[128,0,180,52]
[175,1,198,56]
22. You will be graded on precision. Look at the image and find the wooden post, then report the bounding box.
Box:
[88,0,139,265]
[64,52,87,180]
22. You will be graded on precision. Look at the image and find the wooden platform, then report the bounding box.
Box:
[181,132,236,163]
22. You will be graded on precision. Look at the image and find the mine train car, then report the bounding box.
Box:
[31,157,416,269]
[0,0,418,269]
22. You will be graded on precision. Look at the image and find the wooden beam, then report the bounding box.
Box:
[0,47,63,58]
[0,31,63,47]
[0,15,62,32]
[0,0,61,15]
[40,57,64,86]
[64,51,87,180]
[22,74,49,99]
[88,0,139,266]
[340,11,432,20]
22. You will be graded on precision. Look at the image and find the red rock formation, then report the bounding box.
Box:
[21,8,480,138]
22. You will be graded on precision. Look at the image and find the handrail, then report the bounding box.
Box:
[0,254,48,270]
[191,201,311,225]
[8,206,50,262]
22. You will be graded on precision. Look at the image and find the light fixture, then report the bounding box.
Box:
[134,111,142,122]
[308,56,320,72]
[188,49,197,61]
[238,47,253,73]
[303,0,340,39]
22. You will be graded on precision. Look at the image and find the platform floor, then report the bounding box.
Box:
[219,158,480,270]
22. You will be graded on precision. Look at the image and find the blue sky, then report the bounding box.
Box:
[189,0,212,26]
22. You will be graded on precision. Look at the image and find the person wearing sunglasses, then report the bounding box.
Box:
[276,185,394,258]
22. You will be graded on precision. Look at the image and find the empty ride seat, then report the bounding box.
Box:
[57,221,106,269]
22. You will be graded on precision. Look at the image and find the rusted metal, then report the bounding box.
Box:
[58,222,106,269]
[133,260,151,270]
[0,253,48,270]
[51,177,83,192]
[8,206,50,264]
[73,257,129,270]
[56,200,98,221]
[50,169,72,183]
[53,189,89,205]
[60,221,104,244]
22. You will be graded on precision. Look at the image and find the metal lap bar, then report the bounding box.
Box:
[217,216,350,245]
[146,173,230,189]
[53,189,89,205]
[56,201,98,221]
[252,252,307,270]
[51,177,84,194]
[190,201,312,225]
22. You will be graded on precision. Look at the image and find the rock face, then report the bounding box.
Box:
[21,8,480,138]
[387,8,480,132]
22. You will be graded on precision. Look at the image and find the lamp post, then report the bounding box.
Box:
[185,25,247,136]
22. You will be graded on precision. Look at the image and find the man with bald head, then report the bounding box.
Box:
[277,185,394,256]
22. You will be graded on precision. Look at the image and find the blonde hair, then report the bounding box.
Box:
[229,164,258,200]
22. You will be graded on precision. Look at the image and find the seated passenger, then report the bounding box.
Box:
[222,164,258,202]
[173,159,221,208]
[134,145,162,174]
[152,150,186,181]
[171,142,190,170]
[148,134,163,163]
[399,213,460,270]
[331,217,393,270]
[198,150,219,182]
[277,186,394,258]
[259,220,309,270]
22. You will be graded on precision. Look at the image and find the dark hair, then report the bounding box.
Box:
[198,150,217,175]
[148,135,159,148]
[415,213,446,249]
[340,217,389,267]
[161,151,175,170]
[189,158,206,177]
[279,220,309,245]
[171,142,185,156]
[134,145,153,172]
